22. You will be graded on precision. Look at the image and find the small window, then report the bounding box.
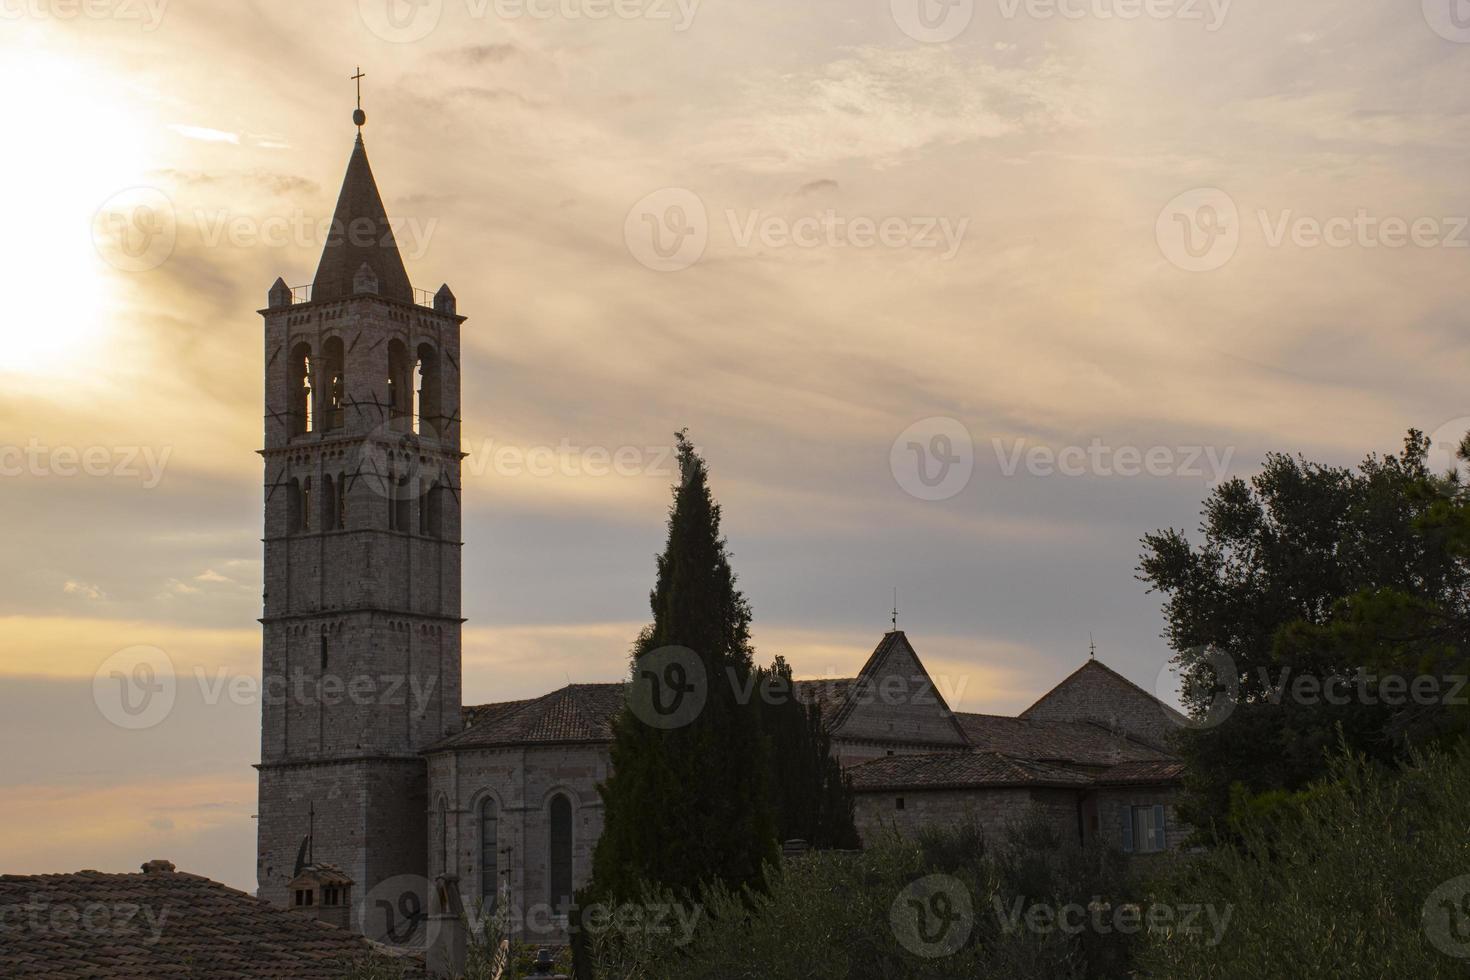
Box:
[895,797,905,811]
[1121,804,1167,854]
[301,478,312,532]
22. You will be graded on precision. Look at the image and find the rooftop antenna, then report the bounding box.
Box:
[891,587,899,632]
[308,801,315,864]
[351,66,367,131]
[1089,633,1096,659]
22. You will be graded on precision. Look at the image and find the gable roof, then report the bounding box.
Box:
[1020,658,1188,737]
[0,863,419,978]
[956,712,1172,768]
[433,683,625,751]
[825,631,971,745]
[311,135,413,305]
[846,752,1094,792]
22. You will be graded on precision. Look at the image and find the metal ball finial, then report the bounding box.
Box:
[353,108,366,128]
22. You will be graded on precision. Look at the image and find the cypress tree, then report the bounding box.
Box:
[760,656,861,850]
[589,431,779,903]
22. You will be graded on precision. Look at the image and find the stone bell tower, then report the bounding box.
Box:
[255,103,465,940]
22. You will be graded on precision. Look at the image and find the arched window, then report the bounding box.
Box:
[438,796,449,876]
[289,342,313,435]
[479,798,498,906]
[548,793,573,914]
[414,343,440,437]
[301,477,312,532]
[387,340,411,431]
[321,337,345,431]
[420,479,443,537]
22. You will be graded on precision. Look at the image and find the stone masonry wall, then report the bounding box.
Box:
[428,743,611,945]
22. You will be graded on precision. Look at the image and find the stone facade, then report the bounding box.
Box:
[427,744,609,944]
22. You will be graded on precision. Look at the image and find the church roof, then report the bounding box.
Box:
[434,683,626,751]
[823,630,971,744]
[0,862,421,978]
[955,713,1172,769]
[846,751,1095,792]
[1020,658,1189,729]
[311,135,414,305]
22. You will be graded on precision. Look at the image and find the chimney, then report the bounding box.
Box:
[285,864,354,931]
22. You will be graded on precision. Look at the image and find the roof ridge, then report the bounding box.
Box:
[1019,656,1187,723]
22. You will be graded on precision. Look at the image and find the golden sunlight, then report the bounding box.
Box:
[0,30,154,377]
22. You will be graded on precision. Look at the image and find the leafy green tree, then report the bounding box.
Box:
[758,656,861,851]
[1139,430,1470,833]
[588,431,779,904]
[1137,743,1470,980]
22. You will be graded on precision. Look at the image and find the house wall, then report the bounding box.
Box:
[852,787,1080,847]
[1088,786,1189,861]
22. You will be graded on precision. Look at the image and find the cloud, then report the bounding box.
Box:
[169,124,240,144]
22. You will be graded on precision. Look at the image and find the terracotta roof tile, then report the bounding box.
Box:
[846,752,1094,791]
[956,713,1172,768]
[434,684,625,750]
[0,865,421,978]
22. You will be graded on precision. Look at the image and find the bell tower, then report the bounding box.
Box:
[255,101,465,940]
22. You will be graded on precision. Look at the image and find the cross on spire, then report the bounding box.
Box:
[351,67,367,130]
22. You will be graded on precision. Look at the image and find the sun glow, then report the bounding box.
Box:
[0,31,156,378]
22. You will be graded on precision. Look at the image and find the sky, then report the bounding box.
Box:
[3,0,1470,893]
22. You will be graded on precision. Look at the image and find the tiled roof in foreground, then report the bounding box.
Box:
[0,861,420,979]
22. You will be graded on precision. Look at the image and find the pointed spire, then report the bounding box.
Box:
[312,135,413,304]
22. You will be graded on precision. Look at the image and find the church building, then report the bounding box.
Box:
[254,112,1189,946]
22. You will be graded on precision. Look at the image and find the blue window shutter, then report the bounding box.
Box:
[1153,804,1166,852]
[1120,807,1134,853]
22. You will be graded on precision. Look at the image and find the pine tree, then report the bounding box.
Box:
[589,431,779,903]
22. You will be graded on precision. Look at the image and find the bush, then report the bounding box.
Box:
[1136,742,1470,979]
[579,812,1139,980]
